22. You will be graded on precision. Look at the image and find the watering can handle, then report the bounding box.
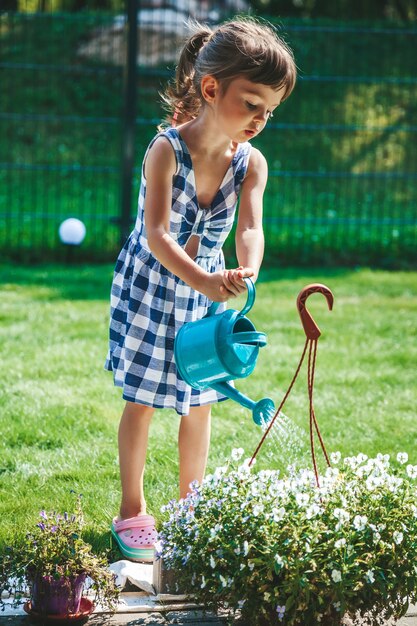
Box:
[240,277,256,316]
[205,277,256,317]
[226,331,267,347]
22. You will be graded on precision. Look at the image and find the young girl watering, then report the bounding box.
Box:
[106,16,296,561]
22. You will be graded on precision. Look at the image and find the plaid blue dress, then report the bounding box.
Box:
[105,128,252,415]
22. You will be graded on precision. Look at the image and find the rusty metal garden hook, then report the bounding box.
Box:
[297,284,334,340]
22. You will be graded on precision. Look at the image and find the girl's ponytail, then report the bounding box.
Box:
[161,25,212,128]
[159,17,297,130]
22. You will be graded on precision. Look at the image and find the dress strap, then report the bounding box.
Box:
[233,142,252,188]
[142,128,183,178]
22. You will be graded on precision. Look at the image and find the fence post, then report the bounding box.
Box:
[120,0,138,245]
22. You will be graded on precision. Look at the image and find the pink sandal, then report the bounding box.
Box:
[111,515,157,562]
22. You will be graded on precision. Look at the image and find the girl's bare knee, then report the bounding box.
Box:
[186,405,212,420]
[123,402,154,422]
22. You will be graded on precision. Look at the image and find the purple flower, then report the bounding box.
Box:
[37,523,46,531]
[39,511,48,520]
[51,526,58,532]
[276,605,286,621]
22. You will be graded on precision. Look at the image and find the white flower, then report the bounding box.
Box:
[272,507,286,522]
[366,570,375,583]
[201,575,206,588]
[333,508,350,524]
[306,503,321,519]
[210,555,216,569]
[366,475,382,491]
[219,574,227,587]
[325,467,340,482]
[253,504,264,516]
[397,452,409,465]
[243,540,249,556]
[335,538,346,548]
[296,492,310,507]
[214,465,227,479]
[387,475,403,493]
[242,457,255,470]
[357,453,368,463]
[393,531,404,544]
[346,452,367,469]
[248,562,255,571]
[297,468,315,486]
[274,554,284,568]
[231,447,244,461]
[353,515,368,531]
[259,469,274,482]
[330,451,341,464]
[331,569,342,583]
[269,482,285,498]
[251,482,261,496]
[407,464,417,479]
[369,523,382,541]
[210,523,221,538]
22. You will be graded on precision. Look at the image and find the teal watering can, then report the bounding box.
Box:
[174,278,276,425]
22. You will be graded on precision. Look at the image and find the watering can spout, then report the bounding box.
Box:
[211,382,276,426]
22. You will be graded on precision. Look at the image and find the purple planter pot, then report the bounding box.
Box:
[30,572,86,615]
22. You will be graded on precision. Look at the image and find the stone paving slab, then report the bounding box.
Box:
[2,595,417,625]
[0,613,228,626]
[2,613,417,625]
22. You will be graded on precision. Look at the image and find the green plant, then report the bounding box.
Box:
[160,449,417,625]
[0,494,119,612]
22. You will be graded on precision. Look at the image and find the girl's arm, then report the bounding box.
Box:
[232,148,268,283]
[143,137,233,301]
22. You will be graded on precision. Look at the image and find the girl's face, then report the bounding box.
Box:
[204,76,286,143]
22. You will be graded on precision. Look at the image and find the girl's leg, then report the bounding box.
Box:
[118,401,154,520]
[178,404,212,499]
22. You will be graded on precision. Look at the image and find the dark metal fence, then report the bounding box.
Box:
[1,4,416,266]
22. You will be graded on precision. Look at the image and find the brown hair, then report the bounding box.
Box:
[161,17,297,127]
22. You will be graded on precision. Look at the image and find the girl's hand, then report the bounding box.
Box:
[201,271,237,302]
[220,266,254,297]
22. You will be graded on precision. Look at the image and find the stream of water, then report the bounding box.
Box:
[259,410,309,469]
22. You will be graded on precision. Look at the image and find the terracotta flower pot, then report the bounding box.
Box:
[30,572,86,615]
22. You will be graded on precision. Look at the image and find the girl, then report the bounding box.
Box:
[106,16,296,562]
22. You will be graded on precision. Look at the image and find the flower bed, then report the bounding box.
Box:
[160,450,417,625]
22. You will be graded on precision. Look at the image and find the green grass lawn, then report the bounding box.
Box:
[0,264,416,557]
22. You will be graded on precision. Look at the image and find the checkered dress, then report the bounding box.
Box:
[105,128,252,415]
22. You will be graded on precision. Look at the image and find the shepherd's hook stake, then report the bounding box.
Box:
[297,283,334,340]
[250,284,334,487]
